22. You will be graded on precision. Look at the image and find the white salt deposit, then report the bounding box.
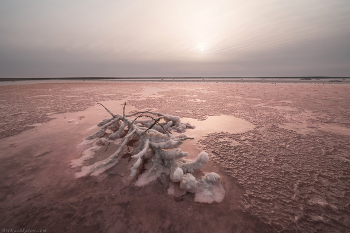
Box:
[70,145,101,168]
[194,183,225,204]
[135,166,170,187]
[194,172,225,204]
[170,167,183,182]
[167,182,186,197]
[179,173,197,192]
[180,151,209,173]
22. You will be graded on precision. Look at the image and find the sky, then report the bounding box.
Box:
[0,0,350,78]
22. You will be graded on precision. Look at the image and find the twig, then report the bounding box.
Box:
[132,114,156,124]
[97,103,116,118]
[104,142,110,152]
[126,111,162,118]
[160,155,166,166]
[157,177,163,186]
[155,123,171,137]
[122,102,126,119]
[180,137,194,141]
[132,114,171,137]
[144,118,161,134]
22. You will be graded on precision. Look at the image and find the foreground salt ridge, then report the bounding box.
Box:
[72,104,225,203]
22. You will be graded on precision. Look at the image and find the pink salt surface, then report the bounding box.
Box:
[0,81,350,232]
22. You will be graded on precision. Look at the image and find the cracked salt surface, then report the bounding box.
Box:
[200,125,350,232]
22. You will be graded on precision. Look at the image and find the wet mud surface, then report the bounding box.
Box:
[0,83,143,139]
[1,82,350,232]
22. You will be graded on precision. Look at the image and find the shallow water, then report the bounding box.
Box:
[180,115,255,159]
[318,124,350,136]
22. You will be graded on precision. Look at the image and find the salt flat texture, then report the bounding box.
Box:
[0,82,349,232]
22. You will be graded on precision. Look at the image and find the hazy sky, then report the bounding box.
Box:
[1,0,350,77]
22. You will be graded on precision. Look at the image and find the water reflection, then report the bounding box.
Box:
[180,115,255,159]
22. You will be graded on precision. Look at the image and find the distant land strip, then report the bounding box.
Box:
[0,77,349,82]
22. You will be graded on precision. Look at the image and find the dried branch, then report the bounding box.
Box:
[180,137,194,141]
[97,103,116,118]
[122,102,126,119]
[144,118,161,134]
[132,114,170,137]
[131,114,157,125]
[104,142,110,152]
[126,111,162,118]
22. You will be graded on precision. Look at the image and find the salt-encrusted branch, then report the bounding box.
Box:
[98,117,114,127]
[75,103,225,204]
[109,120,127,140]
[150,139,182,149]
[109,118,121,131]
[131,139,150,159]
[129,139,150,178]
[87,118,119,140]
[108,128,137,161]
[180,151,209,173]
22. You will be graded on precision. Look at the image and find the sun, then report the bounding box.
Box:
[198,43,205,52]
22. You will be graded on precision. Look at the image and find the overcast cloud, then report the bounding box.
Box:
[1,0,349,77]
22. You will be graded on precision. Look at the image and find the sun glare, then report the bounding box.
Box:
[198,43,205,52]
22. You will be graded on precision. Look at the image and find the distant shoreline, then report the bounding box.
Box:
[0,76,349,84]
